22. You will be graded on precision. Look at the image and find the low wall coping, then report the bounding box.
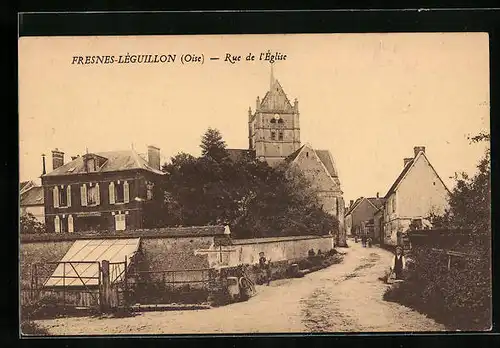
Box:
[20,228,228,244]
[21,230,332,245]
[230,235,333,246]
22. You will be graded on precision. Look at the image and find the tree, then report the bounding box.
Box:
[415,132,491,330]
[200,128,229,162]
[430,132,491,235]
[152,129,339,239]
[20,212,45,234]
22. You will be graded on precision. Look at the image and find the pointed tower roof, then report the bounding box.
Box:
[259,65,295,113]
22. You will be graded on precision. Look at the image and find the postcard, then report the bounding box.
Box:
[19,31,491,335]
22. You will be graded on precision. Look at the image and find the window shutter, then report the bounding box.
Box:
[53,186,59,208]
[123,181,130,203]
[115,214,126,231]
[81,184,87,206]
[67,185,72,207]
[68,215,74,233]
[109,182,115,204]
[54,216,61,233]
[95,183,100,205]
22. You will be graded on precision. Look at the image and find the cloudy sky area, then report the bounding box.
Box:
[19,33,490,204]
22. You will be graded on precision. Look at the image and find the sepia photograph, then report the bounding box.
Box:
[18,32,491,335]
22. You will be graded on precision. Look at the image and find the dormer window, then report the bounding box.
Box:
[87,158,96,172]
[83,153,107,173]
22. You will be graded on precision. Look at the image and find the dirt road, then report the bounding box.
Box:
[34,241,445,334]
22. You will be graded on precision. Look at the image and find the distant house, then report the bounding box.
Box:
[20,185,45,223]
[382,146,450,246]
[373,208,384,244]
[20,180,36,195]
[41,146,165,233]
[344,195,385,240]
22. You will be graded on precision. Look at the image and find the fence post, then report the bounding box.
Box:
[123,256,128,307]
[100,260,111,313]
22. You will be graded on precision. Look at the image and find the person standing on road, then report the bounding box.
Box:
[390,246,406,280]
[258,252,271,286]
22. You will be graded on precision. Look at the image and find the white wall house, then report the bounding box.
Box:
[383,146,450,246]
[20,185,45,223]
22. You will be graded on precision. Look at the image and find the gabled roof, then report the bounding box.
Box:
[284,145,306,164]
[226,149,255,162]
[385,158,414,198]
[315,149,338,178]
[367,197,386,210]
[345,197,363,216]
[43,149,165,177]
[20,181,35,194]
[20,186,44,206]
[259,79,295,112]
[345,196,385,217]
[284,145,339,179]
[384,151,450,198]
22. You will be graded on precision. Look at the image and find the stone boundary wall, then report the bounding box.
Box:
[215,235,334,267]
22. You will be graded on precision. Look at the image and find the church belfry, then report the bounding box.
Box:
[248,66,301,167]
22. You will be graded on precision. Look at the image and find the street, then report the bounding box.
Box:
[34,241,445,334]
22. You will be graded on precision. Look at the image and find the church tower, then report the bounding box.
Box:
[248,65,301,167]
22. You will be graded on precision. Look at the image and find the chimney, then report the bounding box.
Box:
[413,146,426,158]
[349,200,354,207]
[404,157,413,167]
[52,148,64,170]
[41,154,46,175]
[256,96,260,111]
[147,145,161,170]
[376,192,379,198]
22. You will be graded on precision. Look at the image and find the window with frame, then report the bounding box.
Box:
[87,158,96,172]
[278,131,283,141]
[109,180,129,204]
[87,184,99,205]
[271,131,276,140]
[115,182,124,203]
[392,196,396,213]
[59,187,67,206]
[115,214,126,231]
[53,185,71,208]
[146,181,154,200]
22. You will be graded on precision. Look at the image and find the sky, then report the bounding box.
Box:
[18,33,490,204]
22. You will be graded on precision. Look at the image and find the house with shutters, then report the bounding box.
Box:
[382,146,450,246]
[41,146,165,233]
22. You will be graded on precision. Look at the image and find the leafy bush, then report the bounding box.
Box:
[384,132,491,331]
[384,244,491,330]
[20,212,46,234]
